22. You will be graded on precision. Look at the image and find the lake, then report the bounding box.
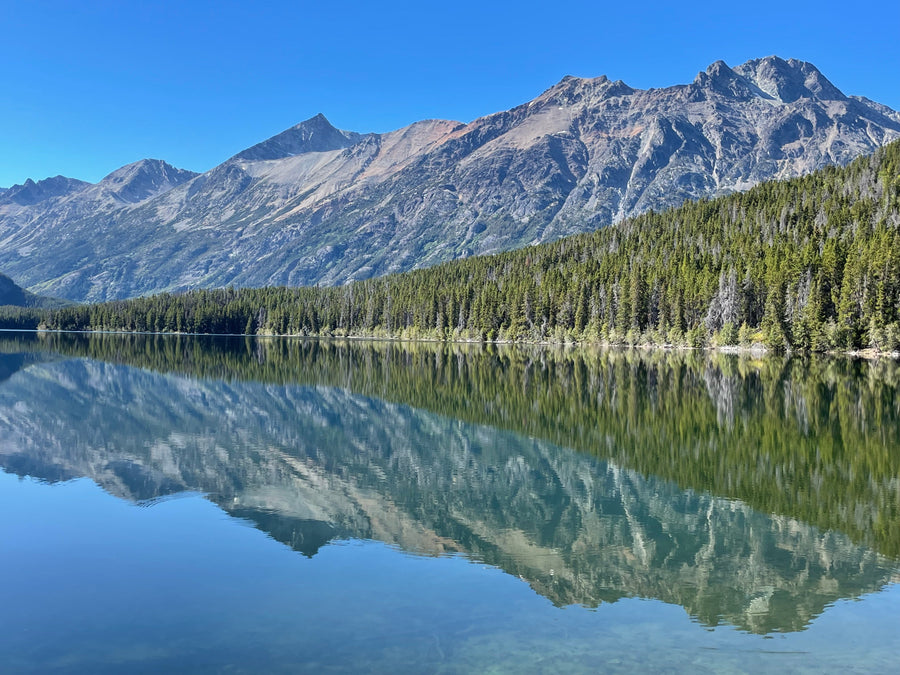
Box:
[1,332,898,674]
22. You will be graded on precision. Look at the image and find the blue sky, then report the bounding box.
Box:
[2,0,898,187]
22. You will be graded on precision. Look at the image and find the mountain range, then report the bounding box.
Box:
[2,56,900,302]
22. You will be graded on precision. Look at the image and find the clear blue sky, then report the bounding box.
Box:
[2,0,898,187]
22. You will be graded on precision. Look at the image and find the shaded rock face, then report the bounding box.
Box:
[2,56,900,301]
[0,272,63,308]
[0,273,27,306]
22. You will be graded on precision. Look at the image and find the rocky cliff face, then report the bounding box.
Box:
[2,56,899,301]
[0,353,896,633]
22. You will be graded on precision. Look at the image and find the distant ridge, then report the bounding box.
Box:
[0,272,66,308]
[1,176,90,206]
[0,273,27,306]
[97,159,199,204]
[1,56,899,302]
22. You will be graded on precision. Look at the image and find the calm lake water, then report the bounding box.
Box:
[1,332,898,674]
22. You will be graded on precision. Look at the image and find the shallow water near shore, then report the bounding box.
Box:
[1,332,898,673]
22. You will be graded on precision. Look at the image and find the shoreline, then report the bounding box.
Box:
[6,327,900,360]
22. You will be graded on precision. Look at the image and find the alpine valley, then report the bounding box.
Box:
[2,56,900,303]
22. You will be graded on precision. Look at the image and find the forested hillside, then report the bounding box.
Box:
[27,140,900,351]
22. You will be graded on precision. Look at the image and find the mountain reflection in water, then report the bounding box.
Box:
[1,332,898,636]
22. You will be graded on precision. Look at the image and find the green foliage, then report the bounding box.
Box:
[737,322,753,346]
[0,306,43,330]
[38,140,900,352]
[715,322,738,346]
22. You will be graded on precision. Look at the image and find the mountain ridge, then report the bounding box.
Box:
[0,273,27,306]
[0,272,66,309]
[3,55,899,302]
[96,158,200,204]
[0,175,92,206]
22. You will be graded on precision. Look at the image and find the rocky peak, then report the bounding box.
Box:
[734,56,846,102]
[232,113,365,161]
[693,59,763,100]
[98,159,199,204]
[536,73,635,108]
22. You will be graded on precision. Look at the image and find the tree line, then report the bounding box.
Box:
[6,140,900,351]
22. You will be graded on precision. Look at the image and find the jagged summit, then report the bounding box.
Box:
[539,73,633,99]
[733,56,845,102]
[232,113,366,161]
[98,159,199,204]
[694,56,847,103]
[694,60,764,99]
[554,74,611,87]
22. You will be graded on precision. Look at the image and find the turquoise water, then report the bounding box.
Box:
[0,333,898,673]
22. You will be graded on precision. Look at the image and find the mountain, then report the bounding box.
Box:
[0,159,198,291]
[2,56,899,302]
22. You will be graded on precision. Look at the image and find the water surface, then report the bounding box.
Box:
[1,333,898,673]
